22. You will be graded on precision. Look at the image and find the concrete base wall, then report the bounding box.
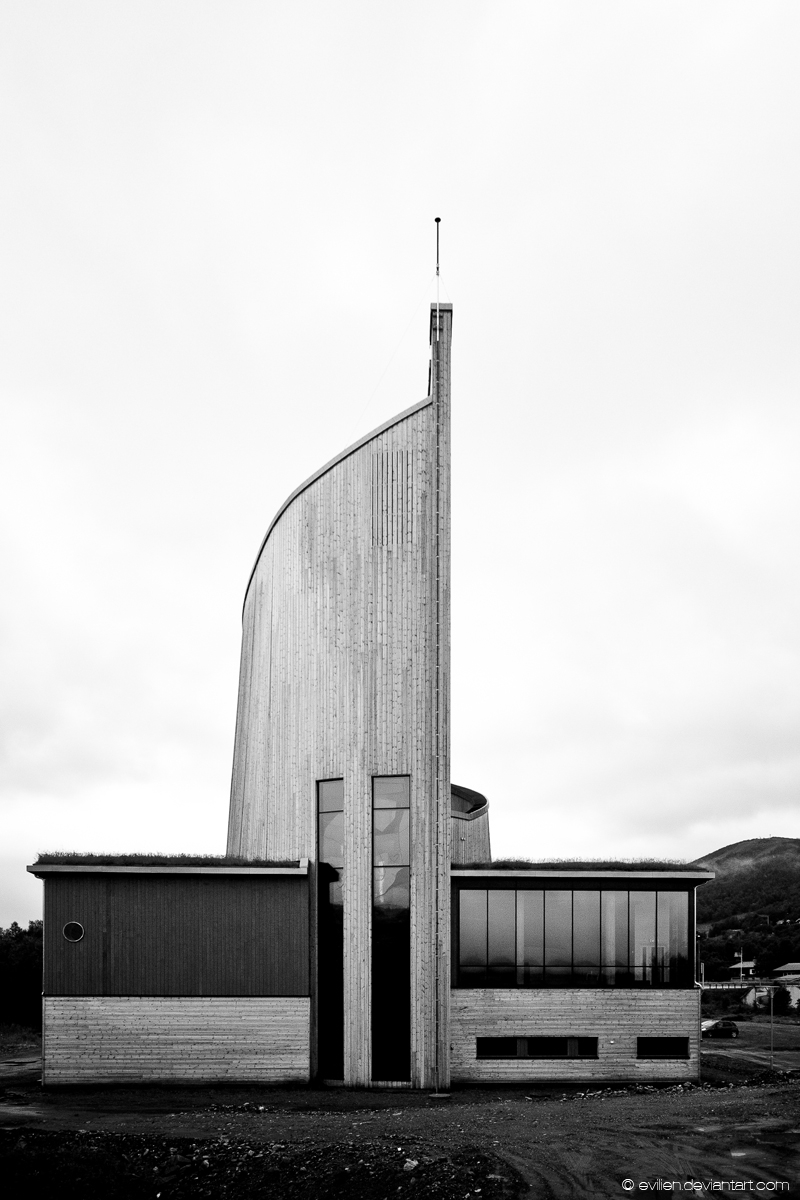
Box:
[43,996,310,1085]
[450,989,700,1082]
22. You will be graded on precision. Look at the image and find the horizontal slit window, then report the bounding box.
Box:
[476,1036,598,1059]
[637,1036,690,1059]
[476,1037,518,1058]
[527,1036,597,1059]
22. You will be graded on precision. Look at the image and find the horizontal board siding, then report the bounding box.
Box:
[43,997,310,1084]
[44,876,308,996]
[450,989,700,1082]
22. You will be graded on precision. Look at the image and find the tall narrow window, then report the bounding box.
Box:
[516,890,543,985]
[318,779,344,1080]
[487,890,516,986]
[656,891,690,986]
[544,890,572,983]
[600,890,629,986]
[459,889,488,986]
[629,891,657,985]
[572,891,601,986]
[371,776,411,1081]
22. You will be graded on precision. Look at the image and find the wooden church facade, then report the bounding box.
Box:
[226,303,455,1088]
[29,304,711,1087]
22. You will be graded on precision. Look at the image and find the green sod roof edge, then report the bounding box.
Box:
[37,854,704,872]
[454,859,696,871]
[35,852,298,867]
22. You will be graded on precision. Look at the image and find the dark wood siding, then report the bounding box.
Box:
[44,875,309,996]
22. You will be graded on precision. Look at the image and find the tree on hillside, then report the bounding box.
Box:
[696,860,800,926]
[699,934,757,982]
[755,933,800,978]
[0,921,43,1030]
[772,986,795,1016]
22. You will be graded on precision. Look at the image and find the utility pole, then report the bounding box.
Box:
[770,987,774,1071]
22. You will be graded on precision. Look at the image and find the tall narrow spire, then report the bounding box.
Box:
[435,217,441,341]
[428,296,451,1091]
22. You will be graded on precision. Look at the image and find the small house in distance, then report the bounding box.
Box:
[727,958,756,980]
[772,962,800,980]
[29,304,713,1087]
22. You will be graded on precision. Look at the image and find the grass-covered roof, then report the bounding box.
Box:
[453,858,699,872]
[34,852,298,868]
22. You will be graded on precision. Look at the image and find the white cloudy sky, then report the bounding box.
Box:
[2,2,799,924]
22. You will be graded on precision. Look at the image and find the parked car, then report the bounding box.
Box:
[701,1019,739,1039]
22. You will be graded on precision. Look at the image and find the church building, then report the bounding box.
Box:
[29,304,712,1087]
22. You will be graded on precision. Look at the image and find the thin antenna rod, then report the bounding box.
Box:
[435,217,441,341]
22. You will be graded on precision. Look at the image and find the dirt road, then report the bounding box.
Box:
[703,1014,800,1074]
[1,1040,799,1197]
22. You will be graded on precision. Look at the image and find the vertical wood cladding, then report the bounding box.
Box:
[227,306,452,1087]
[451,811,491,864]
[450,990,700,1082]
[43,997,310,1084]
[372,452,413,545]
[44,875,308,996]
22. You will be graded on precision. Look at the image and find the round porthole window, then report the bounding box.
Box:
[62,922,84,942]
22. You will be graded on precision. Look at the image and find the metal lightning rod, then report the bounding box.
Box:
[435,217,441,341]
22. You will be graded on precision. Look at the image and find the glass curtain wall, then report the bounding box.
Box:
[457,888,690,988]
[372,776,411,1081]
[317,780,344,1079]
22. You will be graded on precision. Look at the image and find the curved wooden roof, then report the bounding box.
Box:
[243,395,433,611]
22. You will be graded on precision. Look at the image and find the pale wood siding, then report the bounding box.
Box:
[451,810,491,864]
[43,997,310,1084]
[450,989,701,1082]
[227,306,452,1088]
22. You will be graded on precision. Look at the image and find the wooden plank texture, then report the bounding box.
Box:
[43,997,310,1084]
[44,875,309,997]
[450,989,701,1082]
[451,810,491,864]
[227,306,453,1087]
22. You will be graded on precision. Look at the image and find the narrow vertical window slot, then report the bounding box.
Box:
[371,775,411,1081]
[317,779,344,1080]
[630,892,657,986]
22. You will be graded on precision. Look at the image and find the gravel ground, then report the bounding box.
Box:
[1,1039,799,1197]
[1,1127,525,1200]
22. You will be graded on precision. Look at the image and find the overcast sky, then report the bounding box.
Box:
[2,2,799,925]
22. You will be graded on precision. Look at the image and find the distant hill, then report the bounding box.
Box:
[690,837,800,979]
[692,837,800,925]
[693,836,800,876]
